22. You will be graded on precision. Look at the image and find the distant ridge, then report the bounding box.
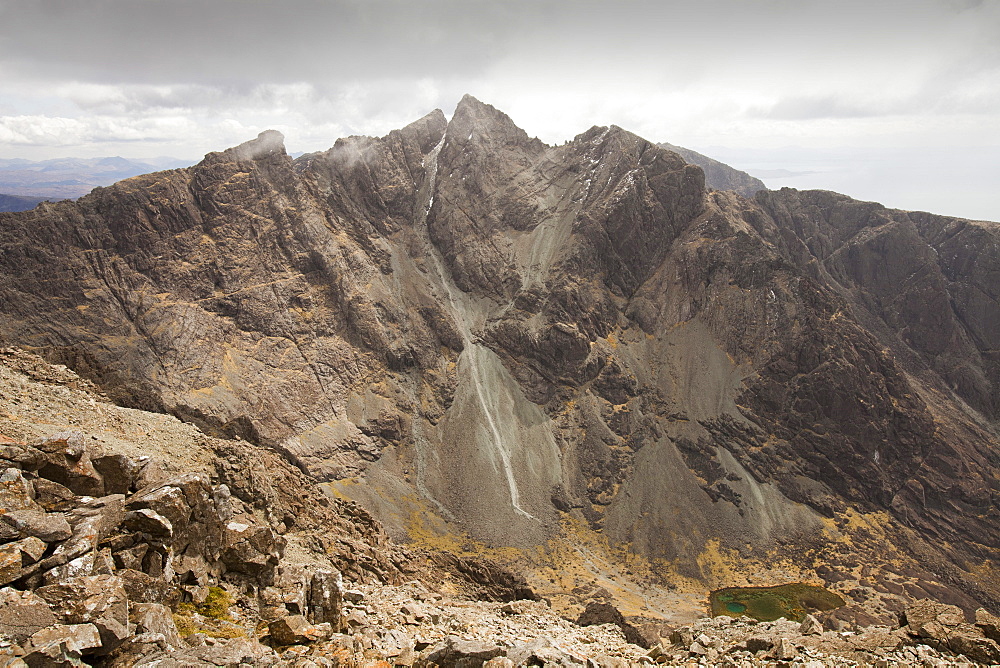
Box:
[0,193,50,212]
[0,155,191,200]
[659,141,766,197]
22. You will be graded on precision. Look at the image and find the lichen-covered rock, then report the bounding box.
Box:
[36,575,130,654]
[426,636,504,666]
[130,602,181,648]
[115,568,180,606]
[905,599,966,638]
[122,508,172,537]
[0,468,40,513]
[0,537,46,585]
[977,607,1000,642]
[903,599,1000,663]
[32,432,105,497]
[307,569,342,628]
[0,509,71,543]
[0,588,57,643]
[220,518,283,583]
[268,614,327,645]
[25,622,102,660]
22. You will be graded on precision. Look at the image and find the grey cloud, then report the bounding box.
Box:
[751,96,883,120]
[0,0,519,85]
[5,0,993,90]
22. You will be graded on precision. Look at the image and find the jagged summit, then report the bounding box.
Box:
[212,129,287,163]
[0,98,998,628]
[445,94,540,147]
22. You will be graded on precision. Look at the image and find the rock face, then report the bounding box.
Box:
[0,95,998,613]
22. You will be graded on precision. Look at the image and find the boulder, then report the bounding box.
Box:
[131,457,168,491]
[483,659,516,668]
[220,519,284,583]
[33,432,105,497]
[116,568,180,606]
[799,614,823,635]
[0,545,22,585]
[342,588,365,603]
[306,568,342,628]
[127,474,229,580]
[668,627,693,648]
[127,474,212,533]
[36,575,130,654]
[39,495,125,583]
[190,637,277,665]
[949,633,1000,665]
[11,537,47,564]
[111,543,148,571]
[905,599,966,636]
[343,609,369,629]
[25,622,102,662]
[268,614,327,645]
[130,602,181,648]
[746,636,773,653]
[31,478,76,512]
[122,508,173,538]
[0,588,58,643]
[380,627,414,658]
[0,509,71,542]
[575,601,649,647]
[426,636,504,667]
[0,444,45,471]
[688,640,708,656]
[904,599,1000,664]
[506,637,581,666]
[976,607,1000,642]
[483,656,516,668]
[775,637,797,660]
[0,468,40,513]
[62,494,126,543]
[91,453,140,495]
[588,656,630,668]
[0,537,47,585]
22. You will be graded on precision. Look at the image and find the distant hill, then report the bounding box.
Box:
[0,193,50,212]
[659,142,766,197]
[0,156,191,200]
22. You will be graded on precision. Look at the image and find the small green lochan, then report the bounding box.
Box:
[710,583,845,622]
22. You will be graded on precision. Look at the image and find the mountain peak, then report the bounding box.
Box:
[396,108,448,149]
[210,130,287,165]
[446,94,540,150]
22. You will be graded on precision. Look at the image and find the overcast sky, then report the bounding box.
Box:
[1,0,997,220]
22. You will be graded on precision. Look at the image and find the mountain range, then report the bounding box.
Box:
[0,155,191,203]
[0,95,997,623]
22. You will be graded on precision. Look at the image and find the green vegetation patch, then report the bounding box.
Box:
[710,583,845,622]
[173,586,247,639]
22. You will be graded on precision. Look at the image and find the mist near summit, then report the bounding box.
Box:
[0,0,997,220]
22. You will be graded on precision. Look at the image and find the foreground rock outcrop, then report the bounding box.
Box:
[0,349,548,665]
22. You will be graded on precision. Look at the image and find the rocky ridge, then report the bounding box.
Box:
[0,95,998,624]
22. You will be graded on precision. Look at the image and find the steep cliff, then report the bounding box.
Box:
[1,96,997,615]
